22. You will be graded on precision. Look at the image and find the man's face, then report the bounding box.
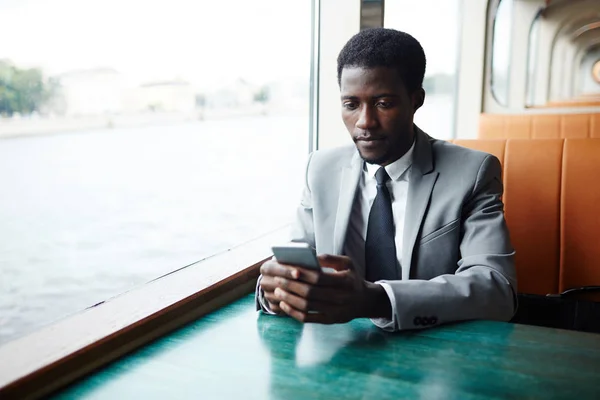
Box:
[340,66,423,166]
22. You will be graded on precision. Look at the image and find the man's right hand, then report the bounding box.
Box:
[259,258,302,314]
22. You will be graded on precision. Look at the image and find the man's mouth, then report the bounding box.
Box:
[355,135,384,142]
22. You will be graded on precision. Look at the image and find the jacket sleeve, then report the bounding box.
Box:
[375,155,518,331]
[256,153,317,313]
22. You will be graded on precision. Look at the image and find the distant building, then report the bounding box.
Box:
[266,79,309,113]
[205,79,257,109]
[127,80,196,113]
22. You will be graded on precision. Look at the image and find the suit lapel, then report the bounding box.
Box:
[402,127,439,280]
[333,152,362,255]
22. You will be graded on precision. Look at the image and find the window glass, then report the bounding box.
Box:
[581,52,600,94]
[384,0,460,139]
[0,0,312,345]
[491,0,513,106]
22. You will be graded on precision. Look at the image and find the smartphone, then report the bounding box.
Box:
[271,242,321,271]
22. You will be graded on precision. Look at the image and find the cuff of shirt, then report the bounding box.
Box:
[369,281,398,331]
[256,275,278,315]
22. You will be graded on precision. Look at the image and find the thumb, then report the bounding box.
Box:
[317,254,353,272]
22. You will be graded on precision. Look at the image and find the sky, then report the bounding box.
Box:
[0,0,466,88]
[0,0,312,89]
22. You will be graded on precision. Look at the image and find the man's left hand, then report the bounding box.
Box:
[273,254,391,323]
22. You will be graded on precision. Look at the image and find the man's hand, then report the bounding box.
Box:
[259,254,391,323]
[259,258,302,314]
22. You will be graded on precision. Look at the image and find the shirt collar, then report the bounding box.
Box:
[365,140,415,181]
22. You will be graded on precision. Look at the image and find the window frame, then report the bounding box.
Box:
[490,0,513,107]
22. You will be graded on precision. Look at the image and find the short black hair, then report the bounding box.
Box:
[337,28,426,93]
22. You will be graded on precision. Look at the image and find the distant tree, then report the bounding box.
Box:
[0,60,58,117]
[253,85,270,104]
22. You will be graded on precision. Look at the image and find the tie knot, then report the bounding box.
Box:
[375,167,390,185]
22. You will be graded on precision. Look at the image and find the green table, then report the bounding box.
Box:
[56,295,600,399]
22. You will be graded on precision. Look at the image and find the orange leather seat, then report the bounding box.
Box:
[479,113,600,139]
[560,139,600,293]
[452,138,600,296]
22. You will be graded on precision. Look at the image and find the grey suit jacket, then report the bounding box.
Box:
[257,127,517,330]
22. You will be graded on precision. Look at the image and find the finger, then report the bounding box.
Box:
[275,288,308,311]
[266,294,290,314]
[279,301,309,322]
[290,266,350,288]
[293,267,321,285]
[259,276,279,292]
[275,287,350,312]
[274,277,347,304]
[264,291,280,305]
[290,266,335,286]
[317,254,353,272]
[260,259,300,279]
[267,302,282,313]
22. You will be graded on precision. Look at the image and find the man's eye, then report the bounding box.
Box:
[343,102,358,110]
[377,101,393,108]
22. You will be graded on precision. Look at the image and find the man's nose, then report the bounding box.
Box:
[355,105,378,130]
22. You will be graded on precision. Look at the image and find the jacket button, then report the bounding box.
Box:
[414,317,421,326]
[431,316,438,325]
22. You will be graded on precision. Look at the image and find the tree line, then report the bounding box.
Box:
[0,60,58,117]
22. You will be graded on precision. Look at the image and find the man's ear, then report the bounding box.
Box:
[412,88,425,112]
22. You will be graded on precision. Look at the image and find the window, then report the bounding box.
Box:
[0,0,312,345]
[581,54,600,93]
[383,0,461,139]
[491,0,513,107]
[593,59,600,85]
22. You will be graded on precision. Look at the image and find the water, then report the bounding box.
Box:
[0,114,308,345]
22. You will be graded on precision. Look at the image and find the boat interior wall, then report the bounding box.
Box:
[545,1,600,96]
[451,138,600,298]
[478,113,600,139]
[487,0,600,110]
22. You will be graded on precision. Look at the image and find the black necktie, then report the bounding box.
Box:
[365,167,398,282]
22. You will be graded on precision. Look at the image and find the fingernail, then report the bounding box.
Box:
[291,269,299,279]
[274,288,282,297]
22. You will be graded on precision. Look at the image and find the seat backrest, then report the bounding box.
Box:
[479,113,600,139]
[451,138,600,296]
[503,139,563,295]
[560,139,600,292]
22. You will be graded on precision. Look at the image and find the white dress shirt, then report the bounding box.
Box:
[344,141,415,329]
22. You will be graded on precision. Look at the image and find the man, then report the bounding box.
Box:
[256,28,517,331]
